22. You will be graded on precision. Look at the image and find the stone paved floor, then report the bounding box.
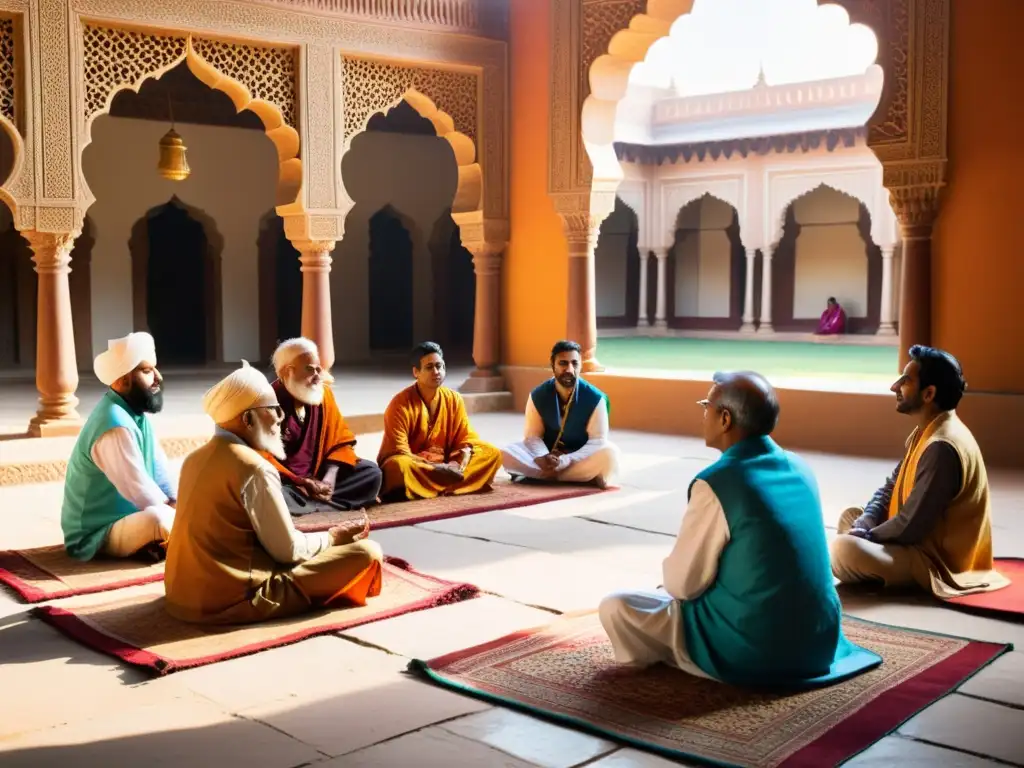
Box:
[1,413,1023,767]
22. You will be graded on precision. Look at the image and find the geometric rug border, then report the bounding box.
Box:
[409,614,1014,768]
[31,557,479,677]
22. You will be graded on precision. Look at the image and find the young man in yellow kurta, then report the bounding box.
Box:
[377,341,501,500]
[830,345,1009,600]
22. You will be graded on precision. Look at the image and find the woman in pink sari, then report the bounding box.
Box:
[816,297,847,335]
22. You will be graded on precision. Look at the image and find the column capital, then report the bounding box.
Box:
[884,160,946,235]
[24,231,77,274]
[880,244,896,259]
[293,240,336,273]
[560,211,604,253]
[653,245,671,261]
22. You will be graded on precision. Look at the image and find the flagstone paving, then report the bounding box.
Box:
[1,412,1022,766]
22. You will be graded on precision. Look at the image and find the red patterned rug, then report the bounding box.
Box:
[0,545,164,603]
[410,612,1011,768]
[944,558,1024,619]
[294,478,609,532]
[33,558,478,675]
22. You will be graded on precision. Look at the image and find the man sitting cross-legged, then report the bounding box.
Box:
[260,337,382,515]
[501,339,619,488]
[599,372,879,687]
[830,345,1009,599]
[377,341,501,500]
[62,332,177,561]
[165,362,383,625]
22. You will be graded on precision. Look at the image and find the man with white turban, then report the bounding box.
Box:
[260,338,382,515]
[61,332,178,561]
[165,362,384,625]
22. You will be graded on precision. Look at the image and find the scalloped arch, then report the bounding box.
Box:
[770,178,878,246]
[347,87,483,216]
[0,114,25,216]
[614,182,648,245]
[79,36,301,213]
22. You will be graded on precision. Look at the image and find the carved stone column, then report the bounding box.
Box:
[758,248,774,333]
[654,247,669,330]
[26,232,83,436]
[293,240,336,373]
[877,245,897,336]
[741,247,757,333]
[461,243,506,393]
[890,185,941,368]
[561,212,604,372]
[637,249,650,328]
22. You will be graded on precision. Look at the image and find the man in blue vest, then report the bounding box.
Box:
[599,371,880,688]
[61,332,178,561]
[501,340,619,488]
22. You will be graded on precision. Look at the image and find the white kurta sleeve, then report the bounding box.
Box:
[152,438,179,501]
[661,479,731,601]
[240,464,331,565]
[563,397,610,465]
[522,394,549,457]
[91,428,170,511]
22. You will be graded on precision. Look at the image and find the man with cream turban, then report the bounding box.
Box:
[260,337,382,515]
[165,362,384,625]
[61,332,178,561]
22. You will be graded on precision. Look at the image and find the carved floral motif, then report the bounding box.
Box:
[341,55,479,143]
[246,0,483,34]
[0,17,14,125]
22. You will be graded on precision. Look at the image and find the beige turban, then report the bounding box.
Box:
[94,332,157,386]
[202,361,278,424]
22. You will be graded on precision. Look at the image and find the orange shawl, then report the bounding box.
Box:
[261,384,358,483]
[887,416,945,519]
[376,384,476,467]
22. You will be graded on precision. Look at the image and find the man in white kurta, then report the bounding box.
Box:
[501,340,618,487]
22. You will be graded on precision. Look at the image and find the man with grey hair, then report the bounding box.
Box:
[258,338,382,514]
[598,371,879,689]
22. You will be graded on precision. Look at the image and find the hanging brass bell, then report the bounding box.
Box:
[157,128,190,181]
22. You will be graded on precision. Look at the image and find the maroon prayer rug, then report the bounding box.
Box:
[410,612,1011,767]
[944,557,1024,620]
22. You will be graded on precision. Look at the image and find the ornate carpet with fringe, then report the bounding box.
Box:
[33,557,478,675]
[0,545,164,602]
[411,612,1012,768]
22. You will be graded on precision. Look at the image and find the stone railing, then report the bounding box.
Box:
[248,0,503,36]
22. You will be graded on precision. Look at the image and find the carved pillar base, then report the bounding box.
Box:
[562,212,604,373]
[26,232,83,437]
[293,240,337,374]
[462,243,507,393]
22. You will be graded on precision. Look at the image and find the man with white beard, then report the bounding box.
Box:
[165,362,384,625]
[261,338,382,515]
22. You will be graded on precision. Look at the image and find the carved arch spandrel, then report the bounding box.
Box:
[77,25,301,210]
[0,12,29,216]
[340,56,484,216]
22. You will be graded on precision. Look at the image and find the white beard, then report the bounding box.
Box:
[285,378,324,406]
[253,427,287,461]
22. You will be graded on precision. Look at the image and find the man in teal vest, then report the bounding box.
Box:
[599,371,880,688]
[61,332,178,561]
[501,340,619,488]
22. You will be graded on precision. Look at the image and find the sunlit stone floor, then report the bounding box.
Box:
[1,413,1023,767]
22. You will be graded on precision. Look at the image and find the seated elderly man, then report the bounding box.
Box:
[61,332,177,561]
[599,372,879,688]
[378,341,501,500]
[165,362,384,625]
[830,345,1009,599]
[260,338,382,515]
[501,340,619,488]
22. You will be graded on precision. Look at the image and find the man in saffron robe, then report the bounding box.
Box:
[830,345,1010,599]
[501,340,619,488]
[377,341,501,500]
[165,362,383,625]
[259,338,382,515]
[815,297,847,335]
[599,372,880,687]
[61,332,177,561]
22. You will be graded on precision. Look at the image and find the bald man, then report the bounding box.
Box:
[165,362,384,625]
[599,372,880,688]
[260,338,382,515]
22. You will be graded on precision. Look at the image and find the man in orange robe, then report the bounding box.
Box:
[377,341,501,500]
[261,338,382,515]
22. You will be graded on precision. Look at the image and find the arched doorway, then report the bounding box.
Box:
[427,211,476,359]
[595,197,641,328]
[667,194,745,330]
[368,205,415,351]
[772,185,881,333]
[0,200,33,370]
[257,210,301,359]
[129,197,219,365]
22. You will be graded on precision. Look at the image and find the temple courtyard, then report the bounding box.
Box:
[1,405,1023,766]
